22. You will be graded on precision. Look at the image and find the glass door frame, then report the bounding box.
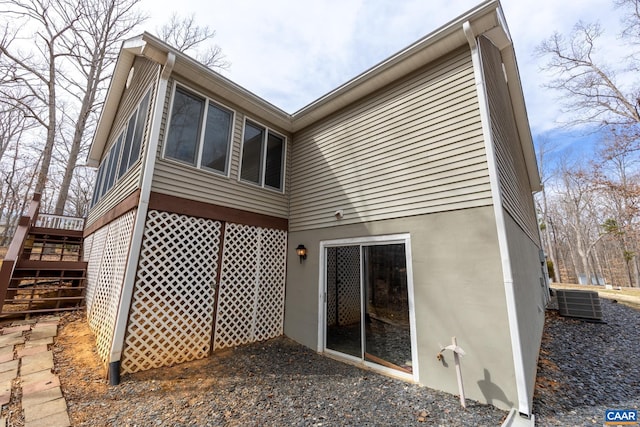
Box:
[317,234,419,382]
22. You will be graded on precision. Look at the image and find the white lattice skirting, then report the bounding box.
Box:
[83,210,137,365]
[120,210,287,374]
[214,223,287,350]
[121,210,221,374]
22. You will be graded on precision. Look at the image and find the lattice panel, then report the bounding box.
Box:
[83,233,93,262]
[337,246,361,325]
[87,210,136,365]
[255,228,287,341]
[121,210,221,374]
[85,226,109,313]
[214,223,287,350]
[326,248,337,327]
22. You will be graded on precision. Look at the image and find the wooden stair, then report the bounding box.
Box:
[0,194,87,318]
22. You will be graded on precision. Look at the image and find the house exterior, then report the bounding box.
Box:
[83,0,547,420]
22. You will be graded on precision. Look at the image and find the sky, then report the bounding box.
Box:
[136,0,631,157]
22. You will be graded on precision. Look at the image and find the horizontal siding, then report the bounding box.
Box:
[289,48,491,231]
[480,36,539,244]
[86,57,160,227]
[150,77,290,219]
[86,169,140,225]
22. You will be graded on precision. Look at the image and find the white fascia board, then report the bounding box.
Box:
[501,48,542,192]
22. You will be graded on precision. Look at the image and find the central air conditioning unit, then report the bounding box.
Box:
[554,289,603,322]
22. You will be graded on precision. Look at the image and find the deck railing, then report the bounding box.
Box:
[36,214,85,231]
[0,193,41,313]
[0,194,87,314]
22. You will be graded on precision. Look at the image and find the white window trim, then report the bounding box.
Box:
[316,234,419,383]
[162,81,236,178]
[238,116,287,194]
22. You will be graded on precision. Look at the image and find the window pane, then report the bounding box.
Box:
[104,135,122,194]
[201,102,232,173]
[91,165,105,207]
[118,118,135,179]
[99,153,111,197]
[128,91,150,169]
[240,122,264,183]
[99,149,113,198]
[265,132,284,190]
[165,87,203,165]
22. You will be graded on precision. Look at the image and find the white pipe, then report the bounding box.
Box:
[108,52,176,375]
[463,21,531,418]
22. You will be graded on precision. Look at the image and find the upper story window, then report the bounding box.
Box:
[90,89,151,208]
[240,120,285,191]
[164,84,234,175]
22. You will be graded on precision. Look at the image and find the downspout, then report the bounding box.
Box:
[107,52,176,384]
[463,22,531,419]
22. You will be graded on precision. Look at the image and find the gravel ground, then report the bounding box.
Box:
[534,298,640,426]
[50,297,640,427]
[54,317,506,426]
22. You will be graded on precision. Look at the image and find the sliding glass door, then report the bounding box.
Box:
[324,238,415,376]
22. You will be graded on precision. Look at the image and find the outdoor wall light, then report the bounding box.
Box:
[296,244,307,263]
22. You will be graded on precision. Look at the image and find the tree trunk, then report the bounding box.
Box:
[34,45,58,196]
[54,48,100,215]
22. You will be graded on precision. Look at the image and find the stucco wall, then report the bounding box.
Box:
[285,206,518,410]
[504,211,546,411]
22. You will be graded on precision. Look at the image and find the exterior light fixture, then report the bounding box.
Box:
[296,244,307,263]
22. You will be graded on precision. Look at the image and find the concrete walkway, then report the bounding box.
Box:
[0,316,70,427]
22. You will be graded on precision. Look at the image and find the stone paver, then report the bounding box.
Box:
[0,332,25,347]
[0,366,18,383]
[2,325,31,335]
[17,344,48,358]
[21,371,60,396]
[0,317,70,426]
[0,351,14,364]
[22,386,63,407]
[25,409,70,427]
[34,321,59,328]
[0,359,19,374]
[21,351,54,376]
[24,337,53,348]
[0,377,12,405]
[10,319,37,326]
[29,325,57,341]
[23,397,67,422]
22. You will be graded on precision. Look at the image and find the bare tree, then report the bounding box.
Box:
[0,99,36,165]
[554,159,603,282]
[0,0,82,196]
[52,0,146,215]
[593,126,640,285]
[537,0,640,127]
[157,13,229,70]
[536,137,562,282]
[537,20,640,126]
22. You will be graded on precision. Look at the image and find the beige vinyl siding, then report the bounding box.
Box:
[479,36,539,244]
[289,48,491,231]
[151,77,290,219]
[86,57,160,227]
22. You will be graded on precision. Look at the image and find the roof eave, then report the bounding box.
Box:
[87,36,149,166]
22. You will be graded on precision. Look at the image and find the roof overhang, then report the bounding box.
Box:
[87,0,540,190]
